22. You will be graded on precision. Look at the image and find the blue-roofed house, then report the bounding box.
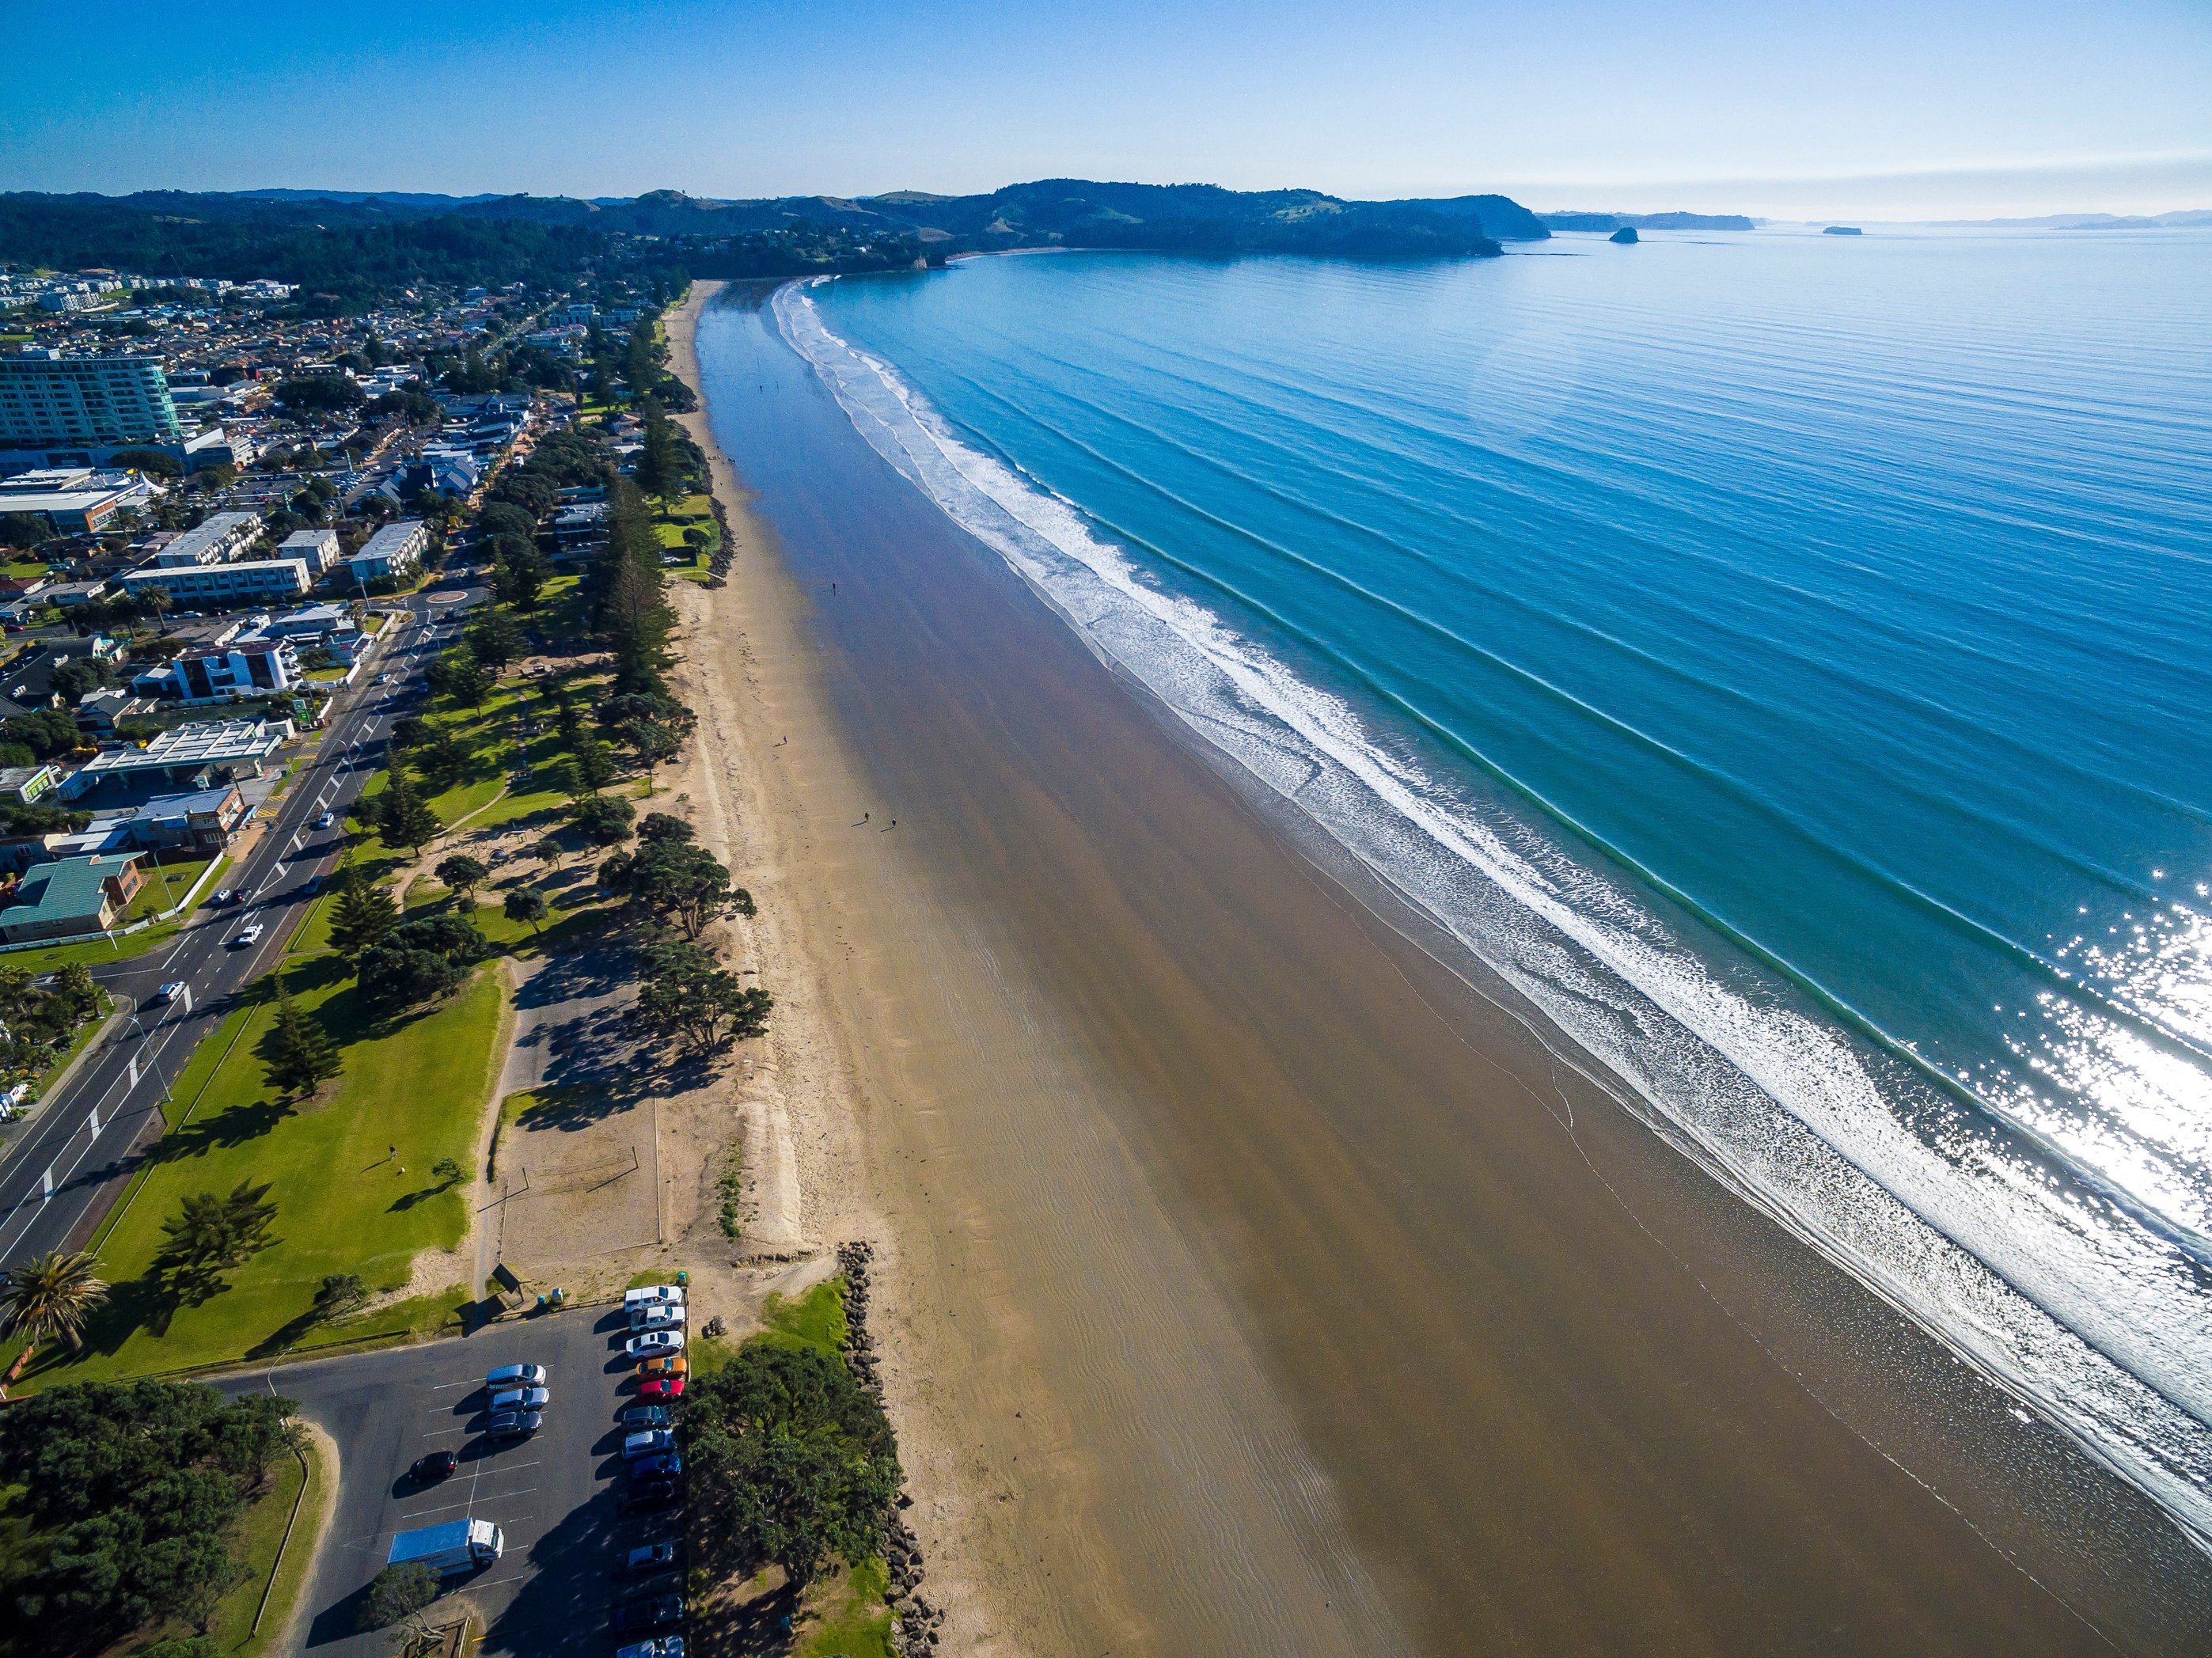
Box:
[0,852,142,942]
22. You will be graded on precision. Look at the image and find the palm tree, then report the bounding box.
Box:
[0,1250,108,1394]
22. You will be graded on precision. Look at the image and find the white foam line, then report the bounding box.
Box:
[774,283,2212,1552]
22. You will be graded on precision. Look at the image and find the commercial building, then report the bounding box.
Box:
[0,466,150,534]
[120,558,310,608]
[0,852,143,942]
[347,519,428,584]
[276,528,340,575]
[61,716,291,797]
[154,510,262,567]
[0,765,59,805]
[0,350,180,450]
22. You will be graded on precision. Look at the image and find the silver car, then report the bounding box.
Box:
[490,1384,550,1412]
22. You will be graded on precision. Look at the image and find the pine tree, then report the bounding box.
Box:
[328,861,400,960]
[261,980,342,1098]
[378,767,442,856]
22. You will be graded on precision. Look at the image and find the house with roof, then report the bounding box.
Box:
[0,852,142,942]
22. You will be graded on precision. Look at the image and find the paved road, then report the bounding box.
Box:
[218,1303,681,1657]
[0,580,484,1270]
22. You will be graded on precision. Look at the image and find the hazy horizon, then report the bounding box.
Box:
[6,0,2207,223]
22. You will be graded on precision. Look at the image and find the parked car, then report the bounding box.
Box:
[621,1404,671,1430]
[624,1284,684,1310]
[490,1385,549,1412]
[628,1303,685,1333]
[609,1595,684,1634]
[623,1429,676,1460]
[636,1375,685,1402]
[614,1639,684,1658]
[229,924,264,948]
[636,1353,688,1379]
[487,1409,541,1438]
[624,1542,681,1575]
[625,1330,685,1359]
[485,1363,547,1387]
[623,1478,679,1513]
[630,1452,682,1480]
[153,981,187,1004]
[408,1450,459,1483]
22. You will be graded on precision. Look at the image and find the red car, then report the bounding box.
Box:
[636,1375,685,1402]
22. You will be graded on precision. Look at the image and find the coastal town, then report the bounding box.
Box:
[0,254,892,1658]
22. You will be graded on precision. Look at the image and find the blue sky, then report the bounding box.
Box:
[6,0,2206,218]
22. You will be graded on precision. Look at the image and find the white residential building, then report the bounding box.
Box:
[347,519,428,584]
[120,558,310,607]
[276,528,341,575]
[154,511,262,567]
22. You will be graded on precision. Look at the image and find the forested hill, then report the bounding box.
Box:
[0,180,1549,293]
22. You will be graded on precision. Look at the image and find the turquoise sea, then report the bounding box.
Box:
[776,228,2212,1542]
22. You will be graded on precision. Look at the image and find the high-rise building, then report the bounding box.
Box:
[0,349,182,449]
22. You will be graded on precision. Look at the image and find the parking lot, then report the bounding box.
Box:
[220,1301,684,1656]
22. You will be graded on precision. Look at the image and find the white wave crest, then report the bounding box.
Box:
[773,279,2212,1550]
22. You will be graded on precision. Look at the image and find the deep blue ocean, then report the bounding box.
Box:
[775,229,2212,1540]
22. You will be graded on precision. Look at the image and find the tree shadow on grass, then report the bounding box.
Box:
[146,1095,298,1164]
[389,1169,465,1212]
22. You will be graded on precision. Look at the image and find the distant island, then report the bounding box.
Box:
[1610,226,1639,244]
[1543,211,1759,233]
[0,180,1561,300]
[1823,226,1865,236]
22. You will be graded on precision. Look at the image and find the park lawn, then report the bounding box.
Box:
[9,962,509,1387]
[793,1555,897,1658]
[751,1277,848,1360]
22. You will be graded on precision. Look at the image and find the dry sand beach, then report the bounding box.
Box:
[660,280,2212,1657]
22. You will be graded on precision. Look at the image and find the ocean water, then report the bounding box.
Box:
[774,229,2212,1545]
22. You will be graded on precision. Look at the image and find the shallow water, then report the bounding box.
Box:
[790,229,2212,1545]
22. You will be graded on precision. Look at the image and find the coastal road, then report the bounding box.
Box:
[0,580,482,1272]
[216,1304,668,1658]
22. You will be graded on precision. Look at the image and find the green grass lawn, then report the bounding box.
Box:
[8,960,509,1387]
[794,1556,897,1658]
[752,1277,847,1360]
[229,1434,330,1658]
[199,1438,308,1656]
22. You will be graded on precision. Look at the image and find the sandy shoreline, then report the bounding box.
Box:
[662,279,2212,1656]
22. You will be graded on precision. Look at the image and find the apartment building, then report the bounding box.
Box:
[120,557,310,607]
[154,510,262,567]
[0,349,180,448]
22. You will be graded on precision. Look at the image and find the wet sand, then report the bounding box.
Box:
[670,281,2212,1656]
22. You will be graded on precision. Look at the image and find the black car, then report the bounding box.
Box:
[623,1478,678,1513]
[408,1450,458,1482]
[609,1595,684,1633]
[620,1403,671,1431]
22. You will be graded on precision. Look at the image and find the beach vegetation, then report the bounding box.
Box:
[685,1343,901,1589]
